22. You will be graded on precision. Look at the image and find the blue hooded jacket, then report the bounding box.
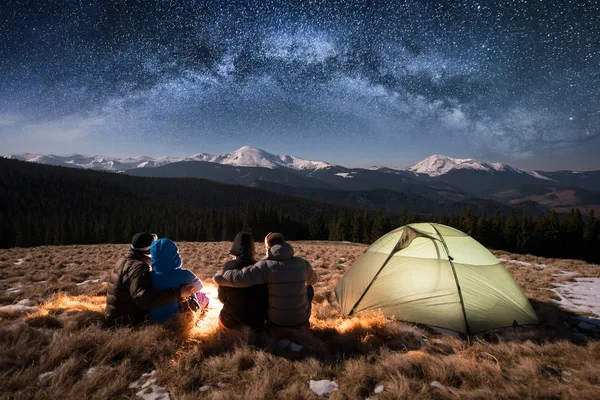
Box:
[150,238,203,322]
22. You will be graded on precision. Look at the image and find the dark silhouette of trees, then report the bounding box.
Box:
[1,158,599,263]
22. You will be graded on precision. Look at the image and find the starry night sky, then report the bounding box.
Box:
[1,0,599,170]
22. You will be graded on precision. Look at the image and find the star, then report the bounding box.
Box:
[0,0,597,170]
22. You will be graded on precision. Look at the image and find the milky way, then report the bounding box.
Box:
[1,0,599,169]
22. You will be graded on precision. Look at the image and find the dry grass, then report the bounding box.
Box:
[1,242,599,399]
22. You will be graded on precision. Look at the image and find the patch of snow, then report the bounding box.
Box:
[6,288,22,294]
[76,279,100,286]
[129,370,156,388]
[38,371,55,388]
[199,386,210,392]
[141,379,157,389]
[513,260,531,266]
[552,278,600,316]
[85,367,97,378]
[136,385,169,400]
[374,384,384,393]
[498,258,538,267]
[522,169,553,181]
[0,304,36,314]
[14,258,25,265]
[216,382,225,388]
[552,270,576,277]
[130,370,170,400]
[309,379,339,396]
[17,299,34,306]
[334,172,354,179]
[430,381,446,390]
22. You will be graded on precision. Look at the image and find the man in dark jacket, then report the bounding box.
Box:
[218,232,268,330]
[105,232,195,327]
[213,232,317,328]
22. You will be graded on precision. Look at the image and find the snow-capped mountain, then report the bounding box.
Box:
[6,148,600,212]
[407,154,552,180]
[4,149,556,180]
[6,146,332,172]
[186,146,331,170]
[5,153,185,171]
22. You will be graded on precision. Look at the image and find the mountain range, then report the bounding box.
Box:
[6,146,600,213]
[5,146,331,172]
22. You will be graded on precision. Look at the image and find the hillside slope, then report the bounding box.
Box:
[1,243,598,399]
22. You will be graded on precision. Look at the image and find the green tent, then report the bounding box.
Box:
[335,223,538,336]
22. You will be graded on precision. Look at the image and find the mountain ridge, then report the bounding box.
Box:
[6,147,600,213]
[6,146,599,176]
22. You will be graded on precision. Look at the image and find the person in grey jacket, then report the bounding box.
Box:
[213,232,317,328]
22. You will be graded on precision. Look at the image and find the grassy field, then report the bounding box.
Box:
[1,241,599,399]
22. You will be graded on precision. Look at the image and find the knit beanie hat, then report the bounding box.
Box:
[230,232,255,259]
[265,232,285,248]
[150,238,183,272]
[131,232,156,253]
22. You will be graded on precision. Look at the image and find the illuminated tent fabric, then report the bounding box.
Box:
[334,223,538,335]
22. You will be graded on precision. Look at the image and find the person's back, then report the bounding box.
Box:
[214,233,317,328]
[106,249,152,326]
[150,238,207,323]
[218,232,268,330]
[259,241,315,327]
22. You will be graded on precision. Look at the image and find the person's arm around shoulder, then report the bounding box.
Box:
[305,259,318,285]
[213,261,268,288]
[184,270,204,293]
[126,261,190,309]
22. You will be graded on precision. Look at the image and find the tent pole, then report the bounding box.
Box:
[430,224,472,345]
[348,238,402,316]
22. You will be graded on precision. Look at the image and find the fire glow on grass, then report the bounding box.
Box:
[189,283,223,339]
[22,293,106,321]
[39,294,106,315]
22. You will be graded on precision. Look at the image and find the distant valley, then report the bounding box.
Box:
[6,146,600,214]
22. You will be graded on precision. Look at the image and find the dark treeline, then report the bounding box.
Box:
[1,158,599,263]
[326,208,600,263]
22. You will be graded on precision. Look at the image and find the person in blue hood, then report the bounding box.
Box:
[150,238,209,323]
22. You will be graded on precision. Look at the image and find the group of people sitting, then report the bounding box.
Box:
[105,231,317,332]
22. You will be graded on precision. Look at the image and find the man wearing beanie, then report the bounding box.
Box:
[105,232,196,327]
[213,232,317,328]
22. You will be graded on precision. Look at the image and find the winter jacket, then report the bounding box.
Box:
[217,233,268,330]
[150,238,206,323]
[214,242,317,327]
[105,249,181,327]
